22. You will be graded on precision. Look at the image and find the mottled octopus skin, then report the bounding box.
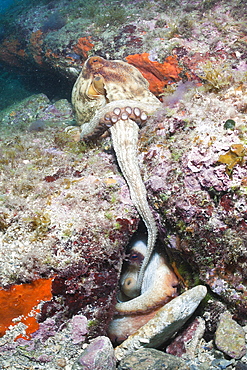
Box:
[108,240,178,344]
[72,56,162,294]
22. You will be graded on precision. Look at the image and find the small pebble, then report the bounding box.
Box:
[235,362,247,370]
[118,348,190,370]
[72,336,116,370]
[211,358,234,369]
[56,357,67,367]
[215,312,246,359]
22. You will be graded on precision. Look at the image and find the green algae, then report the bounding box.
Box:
[199,61,233,92]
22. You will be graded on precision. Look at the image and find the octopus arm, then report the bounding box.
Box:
[110,119,158,294]
[115,261,178,314]
[108,309,160,344]
[79,99,161,141]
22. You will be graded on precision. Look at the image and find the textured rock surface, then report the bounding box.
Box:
[115,285,207,361]
[166,317,206,358]
[0,93,73,126]
[1,0,247,98]
[0,93,138,341]
[236,362,247,370]
[73,336,116,370]
[141,81,247,319]
[215,312,246,359]
[1,5,247,323]
[118,348,190,370]
[0,0,247,367]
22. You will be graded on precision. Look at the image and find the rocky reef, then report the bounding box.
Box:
[0,0,247,368]
[144,82,247,319]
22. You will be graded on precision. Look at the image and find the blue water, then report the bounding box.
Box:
[0,0,73,111]
[0,0,36,110]
[0,64,72,111]
[0,0,15,13]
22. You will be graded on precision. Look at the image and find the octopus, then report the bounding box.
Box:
[72,56,178,343]
[72,55,162,296]
[108,239,178,344]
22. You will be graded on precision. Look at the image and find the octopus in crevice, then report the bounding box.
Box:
[72,55,162,296]
[108,238,178,344]
[72,55,178,342]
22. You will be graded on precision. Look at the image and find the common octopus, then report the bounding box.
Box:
[108,239,178,344]
[72,56,178,342]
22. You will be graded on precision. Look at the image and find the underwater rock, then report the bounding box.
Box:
[235,362,247,370]
[166,317,205,358]
[215,312,246,359]
[0,102,139,340]
[73,336,116,370]
[0,93,50,126]
[144,82,247,319]
[71,315,88,345]
[115,285,207,361]
[1,0,247,101]
[118,348,190,370]
[0,93,73,127]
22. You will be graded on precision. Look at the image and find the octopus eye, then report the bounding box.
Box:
[130,253,139,260]
[125,278,133,286]
[122,277,138,298]
[92,75,105,95]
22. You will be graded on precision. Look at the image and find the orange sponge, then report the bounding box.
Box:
[126,53,182,96]
[0,278,53,339]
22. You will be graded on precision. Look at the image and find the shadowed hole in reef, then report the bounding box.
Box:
[0,62,75,110]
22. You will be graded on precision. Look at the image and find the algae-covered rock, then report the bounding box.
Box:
[140,82,247,319]
[0,97,139,342]
[215,312,246,359]
[1,0,247,98]
[73,336,116,370]
[0,93,73,127]
[118,348,190,370]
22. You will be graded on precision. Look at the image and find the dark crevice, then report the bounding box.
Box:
[0,62,75,110]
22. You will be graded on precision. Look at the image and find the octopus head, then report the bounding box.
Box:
[119,240,147,299]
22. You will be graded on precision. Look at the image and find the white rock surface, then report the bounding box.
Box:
[115,285,207,361]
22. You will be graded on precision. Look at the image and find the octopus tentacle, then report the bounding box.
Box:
[72,55,181,346]
[79,104,161,293]
[80,99,161,141]
[110,119,158,296]
[115,239,178,314]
